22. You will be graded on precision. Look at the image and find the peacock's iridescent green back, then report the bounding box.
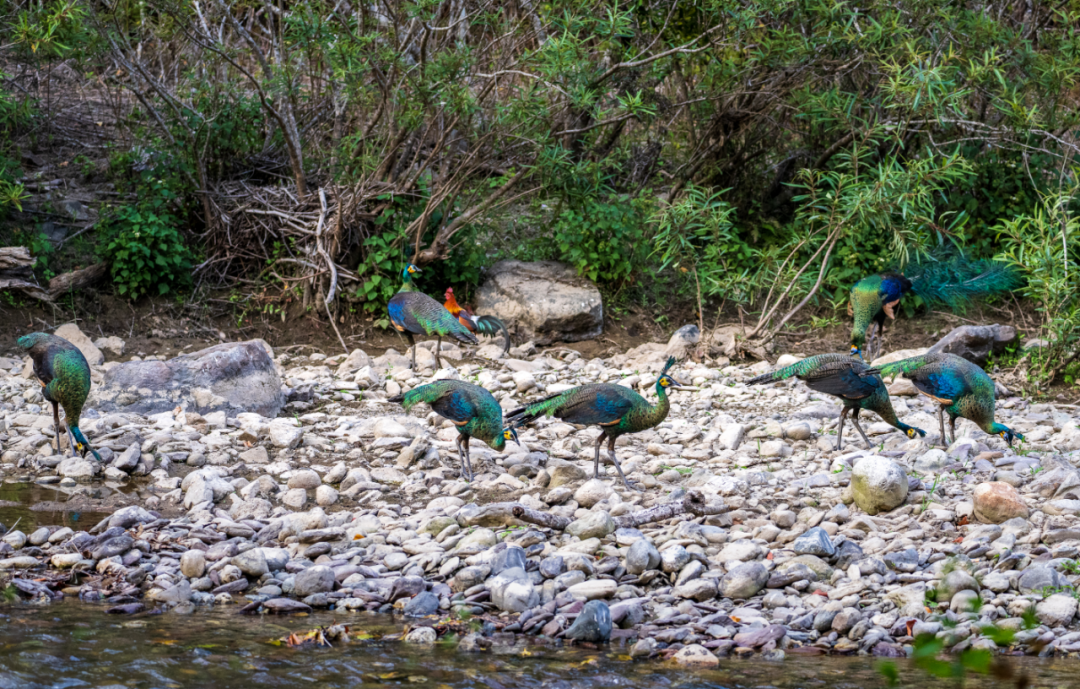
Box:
[849,275,885,349]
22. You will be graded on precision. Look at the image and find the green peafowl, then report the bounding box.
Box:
[18,332,102,461]
[748,353,925,451]
[849,257,1021,361]
[862,351,1023,448]
[506,357,684,490]
[389,379,517,482]
[444,288,511,356]
[388,264,478,370]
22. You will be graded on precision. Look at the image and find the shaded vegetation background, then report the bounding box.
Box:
[1,0,1079,381]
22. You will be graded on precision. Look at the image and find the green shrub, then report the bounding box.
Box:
[995,187,1080,385]
[553,195,650,283]
[100,201,194,299]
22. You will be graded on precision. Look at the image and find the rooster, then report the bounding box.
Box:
[444,287,511,355]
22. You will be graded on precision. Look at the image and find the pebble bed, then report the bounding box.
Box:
[2,330,1080,665]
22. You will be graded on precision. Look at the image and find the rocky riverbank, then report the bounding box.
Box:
[2,326,1080,664]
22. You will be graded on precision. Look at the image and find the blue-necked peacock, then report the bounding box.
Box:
[507,357,683,489]
[387,264,478,369]
[748,353,925,451]
[863,351,1023,448]
[849,257,1020,361]
[389,379,517,481]
[18,332,102,460]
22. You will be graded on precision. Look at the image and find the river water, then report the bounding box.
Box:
[0,600,1077,689]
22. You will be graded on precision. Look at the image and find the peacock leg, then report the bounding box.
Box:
[65,422,78,458]
[850,410,873,449]
[835,408,849,451]
[949,416,957,446]
[407,333,417,369]
[457,434,470,483]
[937,406,947,447]
[435,336,443,369]
[592,434,604,479]
[51,402,61,454]
[607,435,640,492]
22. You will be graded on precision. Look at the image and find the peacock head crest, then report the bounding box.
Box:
[656,356,684,390]
[71,426,102,462]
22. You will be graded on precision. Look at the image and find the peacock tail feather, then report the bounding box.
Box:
[906,256,1022,310]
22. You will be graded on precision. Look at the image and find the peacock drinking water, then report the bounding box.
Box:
[862,351,1023,448]
[387,264,478,369]
[389,379,517,482]
[748,353,925,451]
[507,357,683,490]
[849,257,1020,361]
[18,332,102,461]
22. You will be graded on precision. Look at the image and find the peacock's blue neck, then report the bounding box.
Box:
[398,270,418,293]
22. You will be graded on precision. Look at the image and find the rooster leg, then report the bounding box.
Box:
[607,435,640,492]
[851,410,873,449]
[835,408,849,452]
[51,402,61,454]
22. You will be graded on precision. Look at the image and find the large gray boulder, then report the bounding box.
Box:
[475,260,602,344]
[927,324,1017,366]
[88,340,283,418]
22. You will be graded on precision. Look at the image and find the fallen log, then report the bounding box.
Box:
[510,505,571,530]
[510,490,728,532]
[48,262,108,299]
[613,490,727,529]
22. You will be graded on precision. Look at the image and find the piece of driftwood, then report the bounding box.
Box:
[613,490,727,529]
[511,506,571,530]
[510,490,728,532]
[48,262,108,298]
[0,246,50,301]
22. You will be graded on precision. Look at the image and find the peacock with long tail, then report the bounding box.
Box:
[748,353,925,451]
[862,351,1023,448]
[506,356,683,490]
[849,257,1021,361]
[444,287,511,355]
[389,379,517,482]
[387,264,478,369]
[18,332,102,461]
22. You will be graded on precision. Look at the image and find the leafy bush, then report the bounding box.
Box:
[100,200,194,299]
[552,195,650,284]
[995,188,1080,384]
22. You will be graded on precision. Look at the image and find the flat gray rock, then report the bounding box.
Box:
[88,340,283,418]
